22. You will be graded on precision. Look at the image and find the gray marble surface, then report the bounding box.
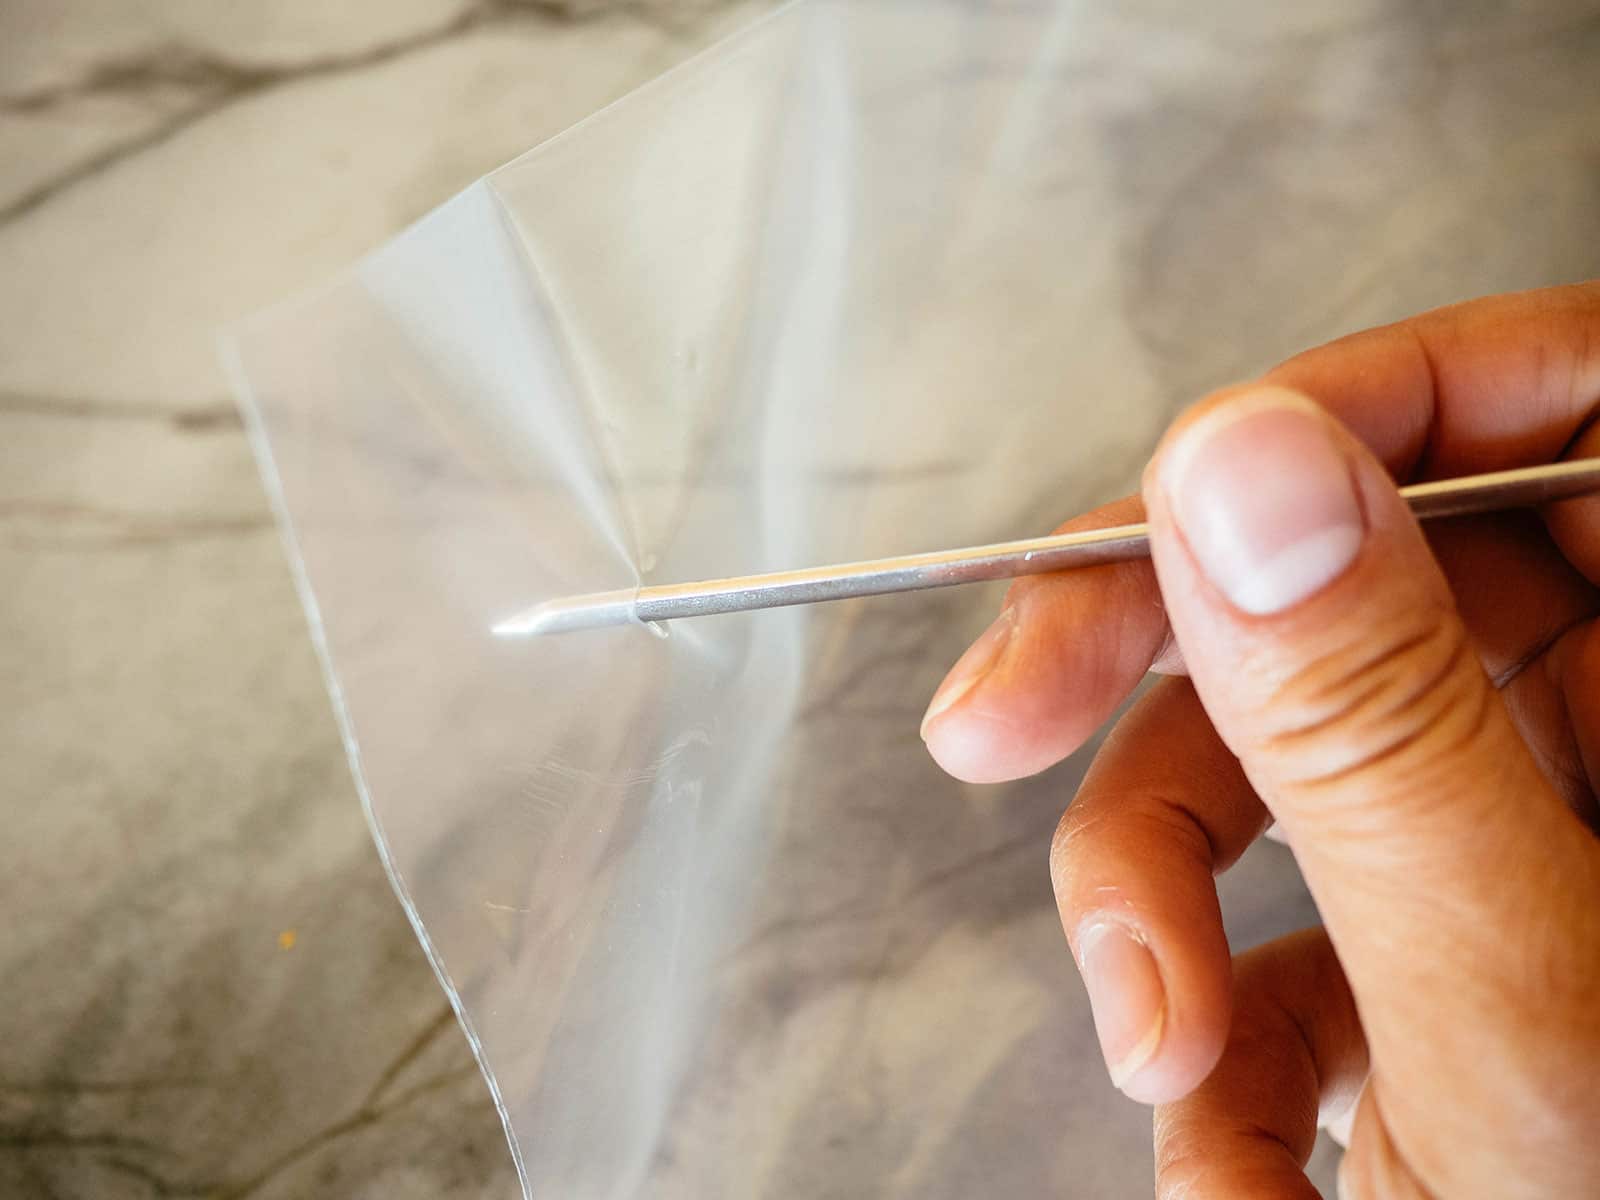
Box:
[5,2,1600,1197]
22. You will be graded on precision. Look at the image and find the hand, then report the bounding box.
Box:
[920,284,1600,1197]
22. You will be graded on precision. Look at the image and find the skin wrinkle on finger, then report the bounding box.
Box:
[1487,607,1594,692]
[1339,1085,1446,1200]
[1496,659,1597,825]
[1423,510,1600,688]
[1246,621,1495,796]
[1548,619,1600,798]
[1270,511,1599,813]
[1050,811,1192,933]
[1544,417,1600,582]
[1056,797,1216,880]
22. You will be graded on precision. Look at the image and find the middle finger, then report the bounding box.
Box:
[1051,676,1270,1104]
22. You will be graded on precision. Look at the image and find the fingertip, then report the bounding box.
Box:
[921,577,1167,782]
[1119,1048,1225,1108]
[1106,958,1231,1106]
[922,704,1037,784]
[1064,880,1232,1106]
[919,606,1107,782]
[920,673,1122,784]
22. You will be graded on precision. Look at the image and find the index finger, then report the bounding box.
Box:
[922,282,1600,783]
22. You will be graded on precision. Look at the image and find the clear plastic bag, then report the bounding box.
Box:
[226,1,1338,1193]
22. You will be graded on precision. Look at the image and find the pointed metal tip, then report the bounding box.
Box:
[490,610,544,637]
[491,589,640,637]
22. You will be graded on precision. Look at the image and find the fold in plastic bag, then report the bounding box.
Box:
[227,2,1325,1193]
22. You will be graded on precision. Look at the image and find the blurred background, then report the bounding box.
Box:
[4,1,1599,1197]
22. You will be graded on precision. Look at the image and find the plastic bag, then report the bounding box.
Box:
[226,1,1341,1193]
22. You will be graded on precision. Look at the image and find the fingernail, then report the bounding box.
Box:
[920,607,1015,738]
[1161,388,1365,616]
[1075,917,1166,1090]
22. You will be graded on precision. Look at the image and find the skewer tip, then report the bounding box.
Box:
[490,607,550,637]
[492,589,639,637]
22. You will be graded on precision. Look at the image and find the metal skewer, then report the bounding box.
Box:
[493,458,1600,637]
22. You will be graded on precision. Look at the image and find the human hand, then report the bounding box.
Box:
[921,285,1600,1197]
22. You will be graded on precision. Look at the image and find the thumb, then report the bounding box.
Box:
[1142,387,1600,1125]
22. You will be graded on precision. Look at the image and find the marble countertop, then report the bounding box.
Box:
[4,2,1599,1197]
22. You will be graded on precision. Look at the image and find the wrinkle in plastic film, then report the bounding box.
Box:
[229,2,1202,1195]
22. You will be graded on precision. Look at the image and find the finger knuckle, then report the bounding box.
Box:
[1153,1150,1210,1200]
[1048,803,1112,895]
[1048,795,1214,897]
[1154,1117,1300,1200]
[1153,1109,1214,1200]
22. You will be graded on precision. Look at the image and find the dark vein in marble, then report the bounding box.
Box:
[6,47,283,113]
[355,1003,456,1110]
[97,1154,212,1199]
[795,607,949,722]
[0,1130,166,1153]
[24,1166,67,1200]
[2,501,272,548]
[2,1008,480,1199]
[0,10,493,225]
[724,823,1046,962]
[206,1002,467,1199]
[0,1078,212,1096]
[218,1064,484,1200]
[1432,9,1600,63]
[0,391,240,431]
[0,0,753,227]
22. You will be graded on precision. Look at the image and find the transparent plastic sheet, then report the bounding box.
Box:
[225,2,1327,1194]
